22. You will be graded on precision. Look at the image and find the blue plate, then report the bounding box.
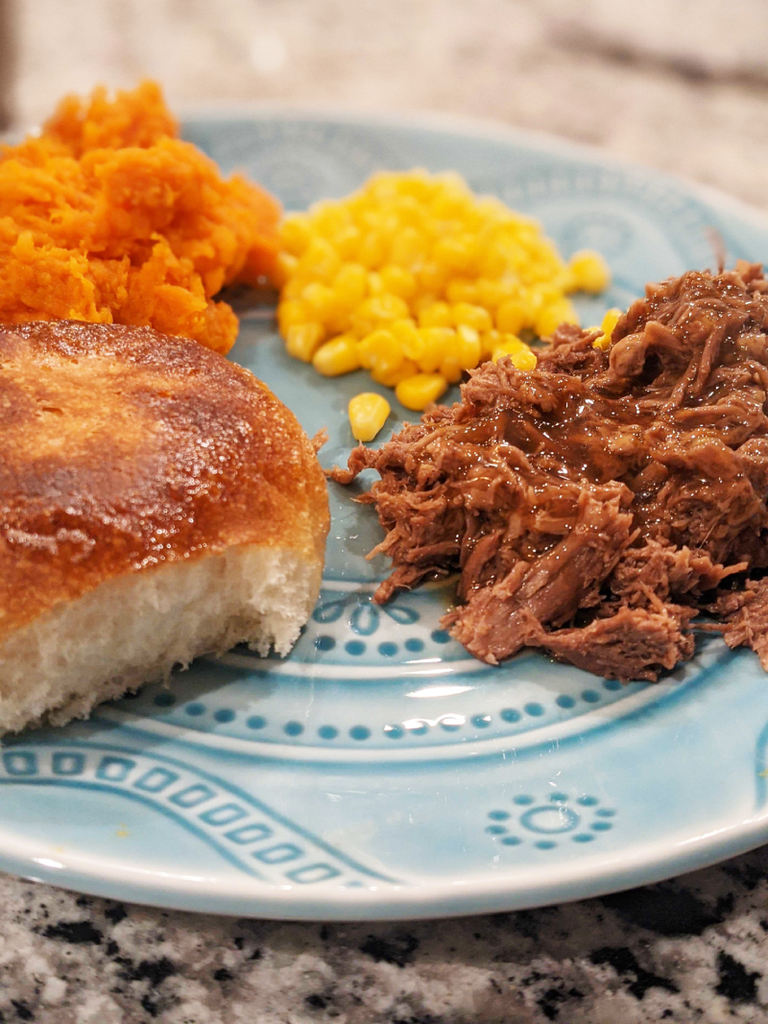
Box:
[3,112,768,919]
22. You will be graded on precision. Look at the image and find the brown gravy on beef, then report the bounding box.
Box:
[331,263,768,681]
[449,385,655,482]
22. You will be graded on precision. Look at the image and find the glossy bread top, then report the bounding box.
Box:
[0,320,329,643]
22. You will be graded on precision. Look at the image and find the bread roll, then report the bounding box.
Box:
[0,320,329,733]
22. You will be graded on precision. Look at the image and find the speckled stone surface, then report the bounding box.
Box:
[10,0,768,209]
[0,845,767,1022]
[3,394,768,1014]
[4,2,768,1021]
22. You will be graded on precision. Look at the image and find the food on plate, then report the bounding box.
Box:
[592,307,623,351]
[0,81,280,355]
[395,373,449,411]
[0,320,329,734]
[348,392,391,442]
[331,262,768,682]
[276,170,610,431]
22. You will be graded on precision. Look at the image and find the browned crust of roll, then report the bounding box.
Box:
[0,320,329,646]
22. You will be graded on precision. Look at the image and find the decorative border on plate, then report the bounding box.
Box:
[474,163,725,267]
[0,741,398,886]
[484,791,618,850]
[101,634,731,763]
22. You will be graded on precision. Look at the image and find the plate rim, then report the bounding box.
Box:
[177,100,768,234]
[2,807,767,921]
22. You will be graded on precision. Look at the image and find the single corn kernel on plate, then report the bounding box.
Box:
[348,392,391,441]
[273,169,612,438]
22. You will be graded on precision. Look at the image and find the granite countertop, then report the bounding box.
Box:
[1,847,767,1023]
[5,2,768,1022]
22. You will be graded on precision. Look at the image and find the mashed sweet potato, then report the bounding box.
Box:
[0,81,280,354]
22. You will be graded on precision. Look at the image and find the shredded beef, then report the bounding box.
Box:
[330,262,768,680]
[714,579,768,669]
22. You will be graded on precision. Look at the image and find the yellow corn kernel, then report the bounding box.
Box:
[350,293,411,337]
[452,302,493,333]
[455,324,482,370]
[526,282,561,313]
[310,202,353,238]
[593,307,623,350]
[332,225,363,260]
[333,262,368,308]
[285,323,325,362]
[281,277,307,301]
[371,358,419,387]
[408,291,433,311]
[476,277,513,309]
[535,298,579,339]
[416,327,454,373]
[391,318,422,360]
[480,328,503,357]
[357,231,388,269]
[272,251,299,287]
[497,239,528,274]
[356,328,391,369]
[357,329,403,377]
[348,392,391,442]
[390,225,427,268]
[445,279,480,305]
[418,261,450,295]
[302,282,340,324]
[496,298,529,335]
[396,373,449,411]
[601,307,622,337]
[569,249,611,293]
[393,172,433,200]
[278,299,310,333]
[549,267,575,294]
[367,171,400,198]
[366,213,392,239]
[280,214,313,257]
[492,336,537,371]
[532,238,563,262]
[518,260,554,286]
[380,265,417,300]
[478,245,509,279]
[475,196,509,220]
[418,302,453,328]
[431,191,471,221]
[367,272,385,295]
[558,266,578,293]
[433,234,478,273]
[440,354,463,384]
[369,292,411,323]
[297,237,342,282]
[312,335,361,376]
[392,195,424,227]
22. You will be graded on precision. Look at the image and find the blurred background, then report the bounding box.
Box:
[3,0,768,207]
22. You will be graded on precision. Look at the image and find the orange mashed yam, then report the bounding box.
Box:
[0,80,281,354]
